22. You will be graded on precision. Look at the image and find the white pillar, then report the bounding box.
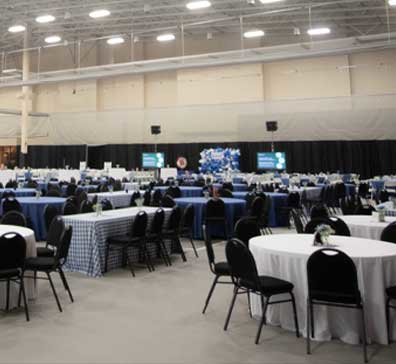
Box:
[21,30,31,156]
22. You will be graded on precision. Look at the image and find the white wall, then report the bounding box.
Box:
[1,49,396,146]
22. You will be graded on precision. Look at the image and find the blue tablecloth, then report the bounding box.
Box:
[213,183,248,192]
[232,177,244,184]
[0,188,36,198]
[233,191,288,227]
[371,180,385,191]
[175,197,246,240]
[154,186,203,198]
[0,197,66,241]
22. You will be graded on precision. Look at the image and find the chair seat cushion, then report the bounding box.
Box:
[386,286,396,299]
[36,247,55,257]
[214,262,231,276]
[0,269,20,278]
[25,257,55,271]
[241,275,294,295]
[310,290,361,305]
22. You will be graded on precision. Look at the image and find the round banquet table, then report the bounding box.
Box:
[340,215,396,241]
[175,197,246,240]
[154,186,203,198]
[0,197,66,241]
[0,225,37,309]
[249,234,396,345]
[213,183,248,192]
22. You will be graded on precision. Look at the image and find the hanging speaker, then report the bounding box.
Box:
[151,125,161,135]
[266,121,278,132]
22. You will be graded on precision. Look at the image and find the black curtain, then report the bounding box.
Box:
[21,140,396,179]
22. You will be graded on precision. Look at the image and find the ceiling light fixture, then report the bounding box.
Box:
[307,27,331,36]
[244,29,265,38]
[45,35,62,44]
[8,25,26,33]
[157,33,175,42]
[389,0,396,6]
[259,0,284,4]
[36,15,56,23]
[89,9,111,18]
[186,1,212,10]
[107,36,125,45]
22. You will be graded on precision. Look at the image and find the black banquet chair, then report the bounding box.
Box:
[23,226,74,313]
[204,198,228,240]
[381,222,396,244]
[162,206,186,262]
[101,199,113,211]
[44,204,59,234]
[2,197,22,214]
[80,200,94,213]
[224,239,300,344]
[62,201,78,216]
[180,204,198,258]
[0,211,27,227]
[202,227,232,314]
[0,232,29,321]
[105,211,151,276]
[234,217,261,247]
[161,194,176,208]
[37,216,65,258]
[306,248,367,363]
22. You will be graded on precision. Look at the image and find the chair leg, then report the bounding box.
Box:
[290,292,300,338]
[386,298,391,345]
[189,233,199,258]
[361,306,368,363]
[247,290,252,318]
[160,239,172,266]
[255,294,269,344]
[58,267,74,303]
[104,243,110,273]
[224,286,239,331]
[46,271,62,312]
[306,298,311,355]
[125,249,136,277]
[20,277,30,322]
[5,278,11,311]
[144,244,155,272]
[202,275,219,314]
[176,237,187,262]
[310,299,315,338]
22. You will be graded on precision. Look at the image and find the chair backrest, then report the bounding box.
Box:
[66,184,77,197]
[380,221,396,243]
[182,204,194,228]
[143,190,151,206]
[166,186,182,198]
[167,205,182,231]
[113,180,122,191]
[219,188,234,198]
[310,204,329,220]
[161,194,176,208]
[205,198,226,219]
[2,197,22,214]
[249,196,265,219]
[150,208,165,234]
[62,201,78,216]
[100,199,113,211]
[234,217,261,247]
[47,216,66,249]
[335,183,346,199]
[2,190,16,199]
[55,226,73,265]
[5,180,17,189]
[245,192,257,211]
[44,204,59,232]
[327,216,351,236]
[131,211,148,238]
[77,191,88,206]
[222,182,234,191]
[380,190,390,203]
[46,188,61,197]
[287,192,300,208]
[0,232,26,270]
[152,189,162,206]
[291,209,305,234]
[80,200,94,213]
[225,239,260,290]
[0,211,27,227]
[307,248,361,304]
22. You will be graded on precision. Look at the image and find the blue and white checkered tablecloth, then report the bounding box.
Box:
[87,191,136,208]
[377,202,396,217]
[62,207,171,277]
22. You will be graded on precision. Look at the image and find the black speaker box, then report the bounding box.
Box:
[266,121,278,132]
[151,125,161,135]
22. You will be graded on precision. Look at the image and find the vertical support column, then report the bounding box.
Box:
[20,29,31,165]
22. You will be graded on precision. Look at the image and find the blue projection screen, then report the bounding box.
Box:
[257,152,286,170]
[142,153,165,168]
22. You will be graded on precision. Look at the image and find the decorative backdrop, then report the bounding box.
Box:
[198,148,240,173]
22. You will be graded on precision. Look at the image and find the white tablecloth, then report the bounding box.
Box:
[340,215,396,240]
[249,234,396,345]
[88,191,136,208]
[0,225,37,309]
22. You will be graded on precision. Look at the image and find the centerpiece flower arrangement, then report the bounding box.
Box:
[313,224,335,246]
[93,203,102,216]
